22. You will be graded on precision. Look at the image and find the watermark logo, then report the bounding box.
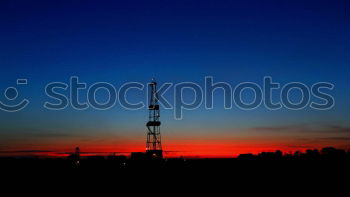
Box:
[1,77,335,119]
[0,79,29,112]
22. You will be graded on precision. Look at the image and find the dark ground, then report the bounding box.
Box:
[1,148,349,196]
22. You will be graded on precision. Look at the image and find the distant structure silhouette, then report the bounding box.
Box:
[146,79,163,159]
[75,146,80,161]
[68,147,80,165]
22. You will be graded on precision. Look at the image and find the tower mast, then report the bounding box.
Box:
[146,79,163,158]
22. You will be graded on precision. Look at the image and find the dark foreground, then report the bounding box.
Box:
[1,148,349,196]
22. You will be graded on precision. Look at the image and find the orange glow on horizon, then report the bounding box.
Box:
[2,137,348,158]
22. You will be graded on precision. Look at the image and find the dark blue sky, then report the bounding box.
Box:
[0,0,349,156]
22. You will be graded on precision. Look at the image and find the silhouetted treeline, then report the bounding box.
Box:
[238,147,350,161]
[1,147,349,196]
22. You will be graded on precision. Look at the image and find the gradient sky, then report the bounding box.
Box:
[0,0,350,157]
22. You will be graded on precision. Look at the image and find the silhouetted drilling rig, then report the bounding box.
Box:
[146,79,163,159]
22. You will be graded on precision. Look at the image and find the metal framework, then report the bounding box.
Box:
[146,79,163,158]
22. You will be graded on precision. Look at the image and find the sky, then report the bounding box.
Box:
[0,0,350,157]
